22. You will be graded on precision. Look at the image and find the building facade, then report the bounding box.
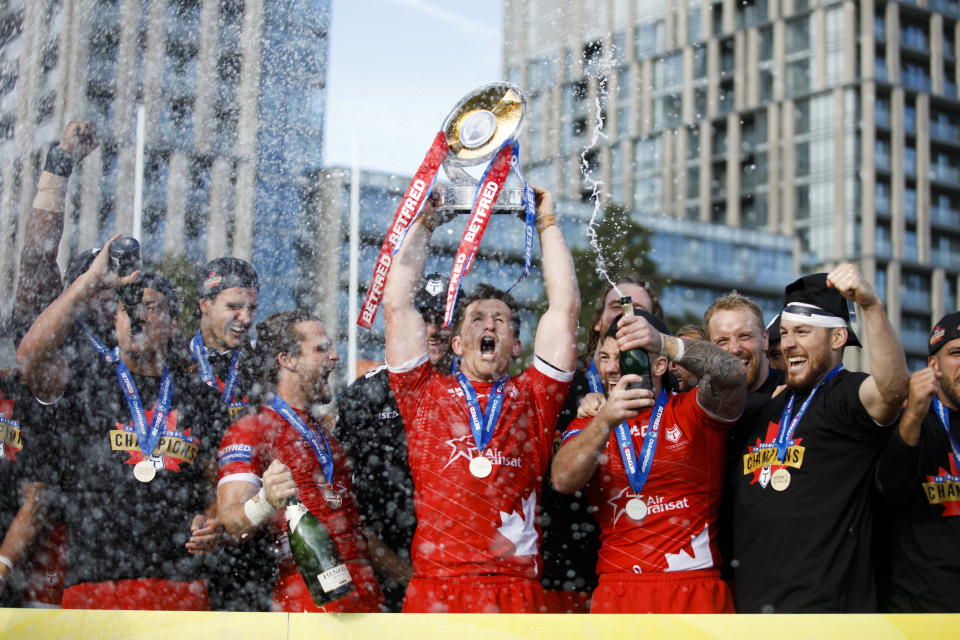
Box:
[316,166,799,381]
[503,0,960,369]
[0,0,330,320]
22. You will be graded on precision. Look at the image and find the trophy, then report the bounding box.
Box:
[357,83,536,330]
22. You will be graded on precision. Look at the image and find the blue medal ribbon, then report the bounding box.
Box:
[614,388,669,494]
[81,322,116,363]
[454,372,509,455]
[932,397,960,467]
[506,140,536,295]
[268,394,334,485]
[774,364,844,461]
[190,330,242,406]
[586,361,603,394]
[113,349,173,458]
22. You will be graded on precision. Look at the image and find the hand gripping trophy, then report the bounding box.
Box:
[357,82,536,330]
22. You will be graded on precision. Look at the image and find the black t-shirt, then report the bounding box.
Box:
[183,340,253,424]
[875,405,960,612]
[731,369,887,612]
[540,364,600,596]
[22,356,230,587]
[718,367,785,580]
[335,365,413,612]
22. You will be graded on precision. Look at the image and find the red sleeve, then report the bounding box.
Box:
[561,415,592,445]
[522,356,575,426]
[387,353,434,422]
[216,415,266,486]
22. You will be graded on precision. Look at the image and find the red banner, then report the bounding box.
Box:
[356,132,449,329]
[443,143,515,327]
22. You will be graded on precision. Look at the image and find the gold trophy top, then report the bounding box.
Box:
[442,83,525,166]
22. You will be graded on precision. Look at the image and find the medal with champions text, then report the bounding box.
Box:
[357,82,539,330]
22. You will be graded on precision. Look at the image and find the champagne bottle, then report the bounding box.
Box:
[619,296,653,391]
[284,499,354,607]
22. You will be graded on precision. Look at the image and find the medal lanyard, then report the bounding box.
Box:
[932,398,960,465]
[81,322,117,363]
[586,361,604,394]
[455,372,509,454]
[614,388,669,494]
[113,349,173,458]
[269,394,334,485]
[775,363,844,461]
[505,140,537,296]
[190,330,241,405]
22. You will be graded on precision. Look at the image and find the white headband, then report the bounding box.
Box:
[780,302,848,329]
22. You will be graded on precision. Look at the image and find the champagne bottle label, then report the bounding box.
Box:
[285,502,307,533]
[318,563,352,593]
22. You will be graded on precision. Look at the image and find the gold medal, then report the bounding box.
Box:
[133,460,157,483]
[625,498,648,522]
[771,468,791,492]
[469,455,492,478]
[323,487,343,510]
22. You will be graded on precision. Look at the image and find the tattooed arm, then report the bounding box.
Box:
[616,314,747,421]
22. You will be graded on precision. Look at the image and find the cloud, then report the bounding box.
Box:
[386,0,499,40]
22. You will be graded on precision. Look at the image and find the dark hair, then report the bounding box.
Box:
[451,284,521,336]
[246,310,319,401]
[584,275,663,359]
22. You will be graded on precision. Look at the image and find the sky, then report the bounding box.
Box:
[323,0,505,176]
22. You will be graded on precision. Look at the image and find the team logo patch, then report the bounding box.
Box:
[424,277,443,297]
[203,272,223,290]
[665,424,682,443]
[930,325,945,348]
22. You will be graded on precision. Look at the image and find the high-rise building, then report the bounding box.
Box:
[503,0,960,369]
[0,0,330,320]
[315,165,799,383]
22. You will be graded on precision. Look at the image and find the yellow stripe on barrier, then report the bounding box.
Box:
[2,609,960,640]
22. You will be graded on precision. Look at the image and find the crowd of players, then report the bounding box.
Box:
[0,122,957,614]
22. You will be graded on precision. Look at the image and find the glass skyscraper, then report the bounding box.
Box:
[504,0,960,369]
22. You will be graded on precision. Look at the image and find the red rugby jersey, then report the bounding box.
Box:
[389,354,572,578]
[217,406,369,564]
[562,390,732,575]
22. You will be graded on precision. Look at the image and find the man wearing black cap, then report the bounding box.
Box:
[191,257,260,422]
[16,238,229,609]
[875,310,960,612]
[335,272,452,611]
[730,264,908,613]
[552,310,746,612]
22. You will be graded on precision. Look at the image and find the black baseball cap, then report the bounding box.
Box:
[197,257,259,299]
[63,248,100,288]
[781,273,861,347]
[929,311,960,356]
[415,272,448,317]
[766,314,781,345]
[606,308,672,338]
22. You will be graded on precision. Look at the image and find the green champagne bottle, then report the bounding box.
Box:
[284,499,354,607]
[619,296,653,391]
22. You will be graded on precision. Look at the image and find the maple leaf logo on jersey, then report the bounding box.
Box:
[744,420,805,486]
[442,433,479,471]
[922,454,960,517]
[497,493,538,556]
[664,523,714,572]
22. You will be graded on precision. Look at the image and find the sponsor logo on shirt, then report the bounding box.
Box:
[218,443,253,466]
[607,486,690,526]
[441,433,522,472]
[377,409,400,420]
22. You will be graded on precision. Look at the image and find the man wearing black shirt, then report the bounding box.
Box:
[17,241,229,609]
[704,293,785,582]
[730,265,908,613]
[336,272,450,611]
[875,311,960,612]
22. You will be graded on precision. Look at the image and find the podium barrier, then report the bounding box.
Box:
[2,609,960,640]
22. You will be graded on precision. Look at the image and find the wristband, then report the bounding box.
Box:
[32,171,68,212]
[662,336,685,362]
[43,143,74,178]
[535,214,557,233]
[416,212,439,232]
[243,487,277,527]
[0,554,13,572]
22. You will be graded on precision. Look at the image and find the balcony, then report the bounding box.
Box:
[932,165,960,184]
[932,249,960,270]
[931,120,960,144]
[901,289,931,311]
[902,330,932,353]
[931,206,960,227]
